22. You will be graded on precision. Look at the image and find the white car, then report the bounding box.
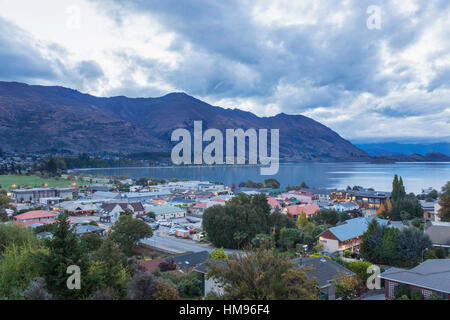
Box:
[169,228,176,235]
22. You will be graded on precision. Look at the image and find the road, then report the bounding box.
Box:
[140,230,237,255]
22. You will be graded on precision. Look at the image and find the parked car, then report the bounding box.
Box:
[189,229,197,235]
[186,218,197,223]
[150,223,159,230]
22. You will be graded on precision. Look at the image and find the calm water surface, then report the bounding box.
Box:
[74,162,450,194]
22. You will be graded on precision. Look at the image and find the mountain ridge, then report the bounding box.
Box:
[0,81,369,161]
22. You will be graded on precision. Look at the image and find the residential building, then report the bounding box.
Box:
[12,187,78,203]
[54,201,99,216]
[421,200,438,220]
[332,202,360,212]
[424,221,450,251]
[291,256,356,300]
[283,203,320,218]
[148,205,186,220]
[380,259,450,300]
[99,202,145,223]
[14,210,57,226]
[167,251,210,271]
[266,196,282,211]
[194,260,226,298]
[345,190,391,210]
[317,217,391,254]
[73,225,105,237]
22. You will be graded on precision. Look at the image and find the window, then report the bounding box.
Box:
[388,281,397,299]
[422,289,432,299]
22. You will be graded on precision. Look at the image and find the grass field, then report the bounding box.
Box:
[0,175,78,190]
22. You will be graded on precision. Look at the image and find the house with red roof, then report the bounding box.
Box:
[267,196,282,211]
[283,203,320,218]
[14,210,57,225]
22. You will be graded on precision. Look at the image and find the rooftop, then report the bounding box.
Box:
[380,259,450,293]
[14,210,57,221]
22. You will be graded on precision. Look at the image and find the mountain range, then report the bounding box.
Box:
[355,142,450,157]
[0,81,448,162]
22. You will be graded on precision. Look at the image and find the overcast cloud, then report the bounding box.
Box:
[0,0,448,142]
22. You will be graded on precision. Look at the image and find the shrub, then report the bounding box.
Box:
[428,293,440,300]
[411,292,424,300]
[346,260,373,284]
[394,284,411,299]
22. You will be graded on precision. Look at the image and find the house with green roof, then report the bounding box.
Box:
[149,205,186,220]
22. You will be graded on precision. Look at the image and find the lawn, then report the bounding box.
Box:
[0,175,79,190]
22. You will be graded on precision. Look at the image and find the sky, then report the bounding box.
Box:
[0,0,449,143]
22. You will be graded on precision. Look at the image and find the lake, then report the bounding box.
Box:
[74,162,450,194]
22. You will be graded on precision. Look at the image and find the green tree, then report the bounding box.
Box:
[0,194,11,208]
[264,178,280,189]
[110,216,153,255]
[360,219,384,263]
[396,227,432,266]
[279,228,303,251]
[89,238,130,299]
[209,247,228,261]
[346,261,373,284]
[206,248,319,300]
[0,223,37,254]
[312,210,340,226]
[389,197,423,221]
[203,194,273,249]
[80,233,103,252]
[37,214,93,299]
[374,227,399,264]
[0,241,47,299]
[300,181,309,189]
[251,233,274,249]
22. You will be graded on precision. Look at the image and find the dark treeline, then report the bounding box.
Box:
[34,152,172,174]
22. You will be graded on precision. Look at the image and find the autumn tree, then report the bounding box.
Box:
[438,195,450,222]
[153,282,179,300]
[333,271,360,300]
[205,248,319,300]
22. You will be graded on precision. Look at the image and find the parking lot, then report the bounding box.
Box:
[150,217,203,236]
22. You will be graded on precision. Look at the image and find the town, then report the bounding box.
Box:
[0,169,448,301]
